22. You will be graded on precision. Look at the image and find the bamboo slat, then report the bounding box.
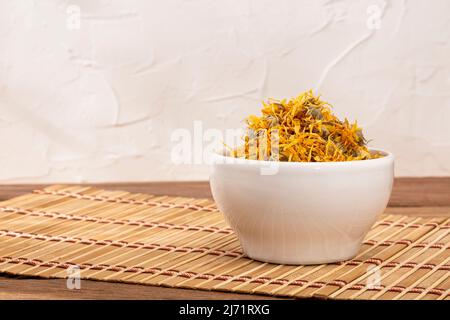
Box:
[0,185,448,300]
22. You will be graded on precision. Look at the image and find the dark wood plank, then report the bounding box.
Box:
[0,277,282,300]
[385,206,450,217]
[0,182,212,202]
[389,177,450,207]
[1,178,450,207]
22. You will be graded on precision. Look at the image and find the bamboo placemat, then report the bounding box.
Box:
[0,185,448,300]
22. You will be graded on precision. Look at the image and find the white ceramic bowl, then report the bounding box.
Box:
[209,149,394,265]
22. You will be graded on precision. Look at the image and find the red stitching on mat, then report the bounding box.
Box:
[0,228,448,269]
[376,221,441,229]
[0,206,233,234]
[362,239,447,249]
[383,239,412,246]
[33,189,219,213]
[0,229,243,257]
[363,239,449,249]
[0,256,447,297]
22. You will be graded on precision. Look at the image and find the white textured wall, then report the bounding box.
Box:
[0,0,449,182]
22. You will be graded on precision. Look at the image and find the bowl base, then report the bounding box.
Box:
[242,244,361,265]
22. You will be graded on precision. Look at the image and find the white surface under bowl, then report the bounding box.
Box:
[209,149,394,265]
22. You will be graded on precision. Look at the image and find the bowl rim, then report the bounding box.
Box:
[211,147,394,167]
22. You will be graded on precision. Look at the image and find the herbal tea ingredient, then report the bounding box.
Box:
[230,90,380,162]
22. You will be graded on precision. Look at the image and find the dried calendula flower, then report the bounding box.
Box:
[230,90,382,162]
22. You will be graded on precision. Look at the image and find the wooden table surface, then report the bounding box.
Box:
[0,178,449,300]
